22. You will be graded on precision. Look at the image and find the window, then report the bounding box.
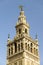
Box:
[25,29,27,34]
[9,48,10,56]
[28,44,29,51]
[18,44,20,51]
[11,47,13,54]
[31,48,32,53]
[25,43,27,50]
[21,43,23,50]
[14,62,17,65]
[15,43,17,53]
[19,29,21,34]
[31,43,33,47]
[30,43,33,53]
[34,48,35,54]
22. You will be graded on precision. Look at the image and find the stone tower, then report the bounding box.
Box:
[7,7,40,65]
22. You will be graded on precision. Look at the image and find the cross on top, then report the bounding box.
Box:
[19,5,23,11]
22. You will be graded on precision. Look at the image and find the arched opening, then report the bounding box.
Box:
[25,29,27,34]
[31,48,32,53]
[18,44,20,51]
[30,43,33,53]
[11,47,13,55]
[34,48,35,54]
[25,43,27,50]
[15,43,17,53]
[9,48,10,56]
[31,43,33,47]
[28,44,29,51]
[21,43,23,50]
[19,29,21,34]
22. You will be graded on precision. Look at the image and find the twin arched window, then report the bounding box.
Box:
[18,43,23,51]
[8,47,13,56]
[19,28,27,34]
[11,47,13,54]
[25,43,33,53]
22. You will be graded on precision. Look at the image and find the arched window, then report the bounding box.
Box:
[21,43,23,50]
[31,48,32,53]
[34,48,35,54]
[19,29,21,34]
[15,43,17,53]
[31,43,33,47]
[28,44,29,51]
[30,43,33,53]
[25,43,27,50]
[25,29,27,34]
[11,47,13,54]
[9,48,10,56]
[18,44,20,51]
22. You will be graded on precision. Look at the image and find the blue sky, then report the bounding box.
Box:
[0,0,43,65]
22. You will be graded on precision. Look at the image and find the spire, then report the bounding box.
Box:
[19,5,23,11]
[16,5,30,29]
[17,5,27,24]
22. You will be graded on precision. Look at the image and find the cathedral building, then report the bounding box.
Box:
[7,7,40,65]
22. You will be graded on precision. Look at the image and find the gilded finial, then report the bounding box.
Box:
[19,5,23,11]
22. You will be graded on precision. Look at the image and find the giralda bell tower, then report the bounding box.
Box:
[7,6,40,65]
